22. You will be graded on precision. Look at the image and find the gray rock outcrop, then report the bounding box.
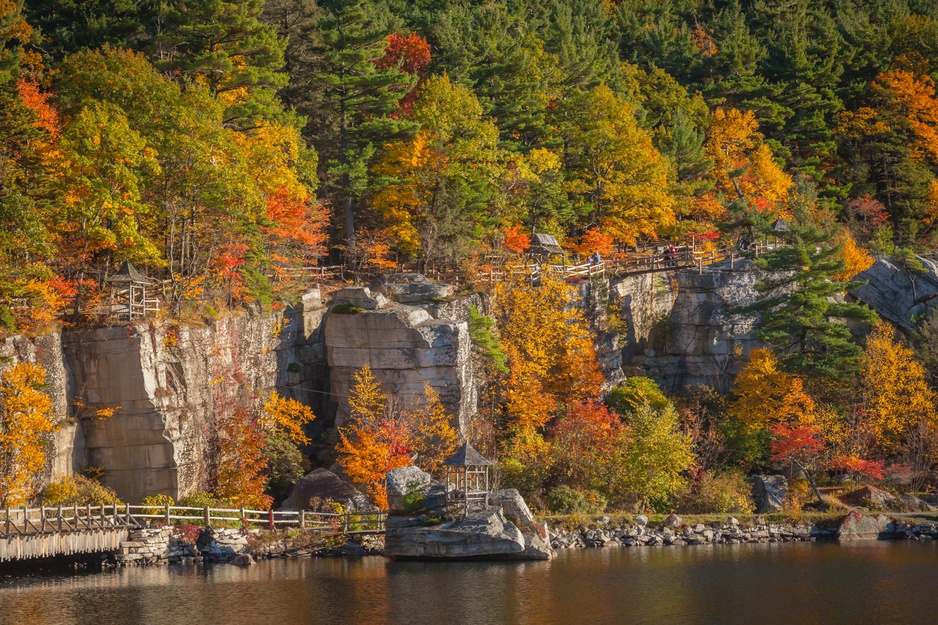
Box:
[384,508,527,559]
[325,287,476,432]
[489,489,536,531]
[386,466,432,513]
[281,468,372,511]
[63,310,306,503]
[370,273,456,304]
[750,475,788,513]
[852,256,938,330]
[625,259,766,391]
[836,511,897,541]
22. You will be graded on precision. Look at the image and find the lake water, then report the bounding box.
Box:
[0,543,936,625]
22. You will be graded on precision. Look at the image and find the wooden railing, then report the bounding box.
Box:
[0,504,387,540]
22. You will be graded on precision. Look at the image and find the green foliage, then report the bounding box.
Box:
[263,432,309,504]
[42,475,121,507]
[401,486,426,514]
[620,401,695,513]
[331,304,365,315]
[545,486,606,515]
[742,201,878,383]
[675,470,755,514]
[467,305,508,373]
[606,377,670,416]
[178,490,226,509]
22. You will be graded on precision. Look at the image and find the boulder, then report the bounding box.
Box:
[280,468,373,511]
[370,273,456,304]
[663,514,683,529]
[839,485,899,511]
[330,287,389,311]
[489,489,536,531]
[386,466,432,513]
[230,554,255,567]
[634,514,648,527]
[898,494,937,513]
[384,508,527,559]
[750,475,788,513]
[837,511,897,541]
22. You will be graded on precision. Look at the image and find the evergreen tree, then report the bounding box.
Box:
[741,185,878,383]
[156,0,289,126]
[24,0,157,58]
[299,0,416,251]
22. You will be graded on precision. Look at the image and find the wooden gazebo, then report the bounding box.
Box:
[443,442,493,517]
[105,261,160,321]
[525,233,566,265]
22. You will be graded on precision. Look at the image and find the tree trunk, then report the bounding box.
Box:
[792,458,824,507]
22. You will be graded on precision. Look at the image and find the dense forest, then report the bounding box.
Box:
[2,0,938,512]
[2,0,938,331]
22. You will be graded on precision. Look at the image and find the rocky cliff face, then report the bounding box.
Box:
[63,310,308,502]
[620,259,765,392]
[0,332,82,483]
[324,287,476,433]
[851,255,938,329]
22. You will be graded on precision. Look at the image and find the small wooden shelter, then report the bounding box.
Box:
[525,233,566,265]
[105,261,160,321]
[443,442,493,517]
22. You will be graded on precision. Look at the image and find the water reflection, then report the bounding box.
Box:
[0,542,936,625]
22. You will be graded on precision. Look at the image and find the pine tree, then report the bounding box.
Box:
[299,0,416,252]
[156,0,288,126]
[741,188,878,383]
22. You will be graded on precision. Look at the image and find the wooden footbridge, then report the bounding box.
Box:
[0,504,386,562]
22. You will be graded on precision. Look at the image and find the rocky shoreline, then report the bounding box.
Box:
[549,513,938,550]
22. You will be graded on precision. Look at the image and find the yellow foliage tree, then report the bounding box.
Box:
[0,363,57,507]
[262,391,316,445]
[494,270,604,450]
[858,322,937,454]
[706,108,792,211]
[408,383,459,476]
[337,366,412,508]
[833,230,874,282]
[563,85,677,244]
[729,348,816,429]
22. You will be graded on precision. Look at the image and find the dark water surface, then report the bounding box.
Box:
[0,542,936,625]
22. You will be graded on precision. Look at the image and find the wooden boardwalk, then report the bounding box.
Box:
[0,504,386,562]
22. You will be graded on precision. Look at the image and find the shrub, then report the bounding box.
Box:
[141,493,175,517]
[402,486,426,514]
[42,475,121,507]
[332,304,365,314]
[178,490,226,509]
[675,470,755,514]
[546,486,607,515]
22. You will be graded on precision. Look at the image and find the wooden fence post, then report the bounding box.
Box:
[203,507,210,528]
[40,505,45,533]
[165,504,171,526]
[300,510,306,530]
[241,506,246,529]
[268,508,275,531]
[58,505,63,532]
[5,508,9,536]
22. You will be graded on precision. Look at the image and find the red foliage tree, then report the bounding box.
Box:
[375,32,431,115]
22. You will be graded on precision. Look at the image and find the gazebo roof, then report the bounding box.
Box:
[527,233,564,255]
[105,261,155,286]
[443,442,493,467]
[770,218,790,232]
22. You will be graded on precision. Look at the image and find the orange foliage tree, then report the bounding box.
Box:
[728,348,816,430]
[0,362,57,507]
[493,270,604,478]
